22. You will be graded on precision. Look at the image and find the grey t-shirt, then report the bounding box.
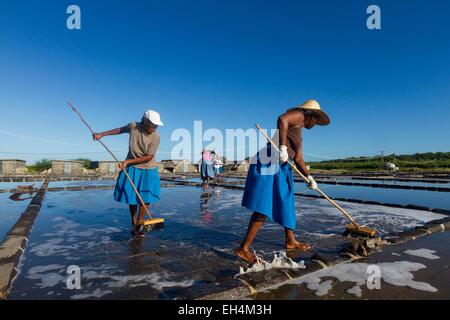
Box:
[121,121,160,169]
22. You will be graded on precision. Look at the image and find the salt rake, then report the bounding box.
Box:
[255,124,377,238]
[68,101,164,231]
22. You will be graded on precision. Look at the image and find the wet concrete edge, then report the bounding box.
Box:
[306,180,450,192]
[0,179,49,299]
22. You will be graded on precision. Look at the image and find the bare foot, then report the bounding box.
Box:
[286,241,311,251]
[131,224,143,235]
[235,247,257,265]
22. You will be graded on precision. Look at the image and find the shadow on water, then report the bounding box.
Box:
[9,192,35,202]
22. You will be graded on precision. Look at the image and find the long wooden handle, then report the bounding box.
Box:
[68,101,152,219]
[255,123,359,228]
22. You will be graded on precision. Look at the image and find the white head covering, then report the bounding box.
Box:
[144,110,164,126]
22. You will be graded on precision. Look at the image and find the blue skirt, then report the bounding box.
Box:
[114,166,160,205]
[200,162,215,179]
[241,150,296,230]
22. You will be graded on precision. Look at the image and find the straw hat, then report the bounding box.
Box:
[289,100,330,126]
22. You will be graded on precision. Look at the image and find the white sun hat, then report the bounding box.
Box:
[144,110,164,126]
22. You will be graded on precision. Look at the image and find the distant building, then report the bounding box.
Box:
[386,162,399,172]
[90,161,118,175]
[234,160,250,173]
[0,159,26,176]
[160,159,198,173]
[51,160,85,176]
[157,162,169,174]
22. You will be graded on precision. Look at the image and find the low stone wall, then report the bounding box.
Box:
[0,175,116,183]
[0,179,49,299]
[298,179,450,192]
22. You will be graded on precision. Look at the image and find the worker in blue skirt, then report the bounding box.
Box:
[93,110,163,235]
[200,149,215,189]
[236,100,330,265]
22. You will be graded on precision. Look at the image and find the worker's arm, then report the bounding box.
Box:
[93,127,127,140]
[293,131,317,190]
[293,150,309,177]
[119,155,155,169]
[277,111,304,163]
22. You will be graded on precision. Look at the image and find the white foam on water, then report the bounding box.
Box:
[39,273,66,288]
[304,232,339,238]
[30,238,79,257]
[77,231,96,237]
[27,264,65,275]
[83,270,111,280]
[26,264,67,289]
[346,285,362,297]
[26,272,65,289]
[76,269,194,292]
[295,197,446,235]
[139,274,193,291]
[237,251,305,276]
[404,249,440,260]
[299,277,333,296]
[287,261,437,297]
[70,288,114,300]
[102,227,122,234]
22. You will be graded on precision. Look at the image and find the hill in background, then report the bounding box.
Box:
[309,152,450,172]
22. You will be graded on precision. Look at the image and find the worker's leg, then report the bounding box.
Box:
[201,177,206,189]
[284,229,310,251]
[137,203,150,225]
[235,212,266,264]
[129,205,137,226]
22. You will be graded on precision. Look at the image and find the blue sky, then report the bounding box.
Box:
[1,0,449,164]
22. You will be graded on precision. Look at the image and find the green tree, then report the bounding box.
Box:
[73,158,92,169]
[26,158,52,173]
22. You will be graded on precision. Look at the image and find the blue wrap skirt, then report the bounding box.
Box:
[200,162,215,179]
[114,166,160,205]
[241,147,296,230]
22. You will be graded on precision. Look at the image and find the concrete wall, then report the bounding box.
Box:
[0,160,26,176]
[157,163,169,173]
[97,161,118,175]
[173,160,198,173]
[51,160,84,176]
[235,161,249,172]
[161,160,198,173]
